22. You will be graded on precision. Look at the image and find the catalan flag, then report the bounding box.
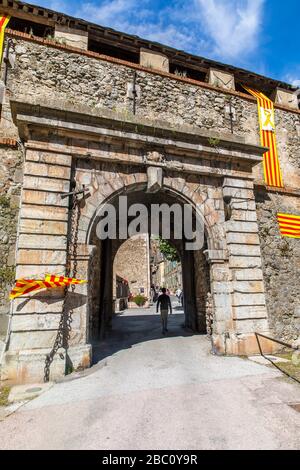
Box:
[243,86,283,188]
[0,14,10,65]
[45,274,87,285]
[9,275,87,299]
[277,213,300,239]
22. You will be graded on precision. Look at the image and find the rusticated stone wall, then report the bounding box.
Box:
[113,234,150,298]
[0,33,299,348]
[256,191,300,343]
[6,38,300,187]
[0,144,23,336]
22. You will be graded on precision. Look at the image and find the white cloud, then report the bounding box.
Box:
[284,75,300,88]
[193,0,265,61]
[36,0,266,66]
[76,0,137,27]
[74,0,209,54]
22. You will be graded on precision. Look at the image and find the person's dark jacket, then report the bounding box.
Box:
[156,293,172,313]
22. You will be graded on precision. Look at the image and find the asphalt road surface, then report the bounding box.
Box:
[0,302,300,450]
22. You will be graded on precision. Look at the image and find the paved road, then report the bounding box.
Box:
[0,303,300,450]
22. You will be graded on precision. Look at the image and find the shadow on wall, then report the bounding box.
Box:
[15,291,87,312]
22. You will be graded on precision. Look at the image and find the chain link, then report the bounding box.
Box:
[44,195,81,382]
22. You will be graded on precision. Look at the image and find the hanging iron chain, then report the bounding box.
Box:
[44,194,81,382]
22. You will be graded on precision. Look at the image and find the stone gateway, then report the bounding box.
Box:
[0,1,299,384]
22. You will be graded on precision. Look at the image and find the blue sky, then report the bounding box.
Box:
[32,0,299,86]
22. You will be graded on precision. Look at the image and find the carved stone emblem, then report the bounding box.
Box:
[144,149,165,164]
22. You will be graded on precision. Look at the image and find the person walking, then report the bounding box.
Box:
[175,288,182,304]
[156,287,172,334]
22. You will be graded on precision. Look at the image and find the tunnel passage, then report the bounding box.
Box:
[86,187,211,345]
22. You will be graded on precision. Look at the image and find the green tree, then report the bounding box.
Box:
[158,238,180,262]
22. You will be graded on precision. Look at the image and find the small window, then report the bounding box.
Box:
[8,16,54,38]
[169,62,207,82]
[88,39,140,63]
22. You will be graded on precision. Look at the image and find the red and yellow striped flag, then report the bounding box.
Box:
[0,14,10,65]
[277,213,300,239]
[9,275,87,299]
[243,86,283,188]
[45,274,87,286]
[9,279,57,299]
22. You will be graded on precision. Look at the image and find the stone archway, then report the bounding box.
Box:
[83,178,217,345]
[0,101,275,384]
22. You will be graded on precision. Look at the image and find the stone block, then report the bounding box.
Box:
[223,178,254,189]
[213,293,232,314]
[147,166,163,193]
[17,249,66,266]
[211,281,232,294]
[9,331,60,351]
[23,175,70,193]
[226,221,259,233]
[9,195,20,209]
[26,151,72,167]
[208,68,235,90]
[227,232,260,245]
[231,209,257,222]
[223,187,254,200]
[15,265,66,279]
[210,267,232,282]
[55,24,88,50]
[20,205,68,221]
[13,297,64,315]
[13,168,23,184]
[232,305,267,320]
[204,249,228,263]
[212,321,227,335]
[232,280,265,293]
[0,79,5,104]
[0,313,9,335]
[140,48,169,72]
[231,200,256,211]
[19,219,67,236]
[11,312,82,332]
[229,244,261,256]
[24,161,71,180]
[1,349,61,384]
[232,292,266,306]
[224,332,277,356]
[18,234,67,250]
[233,318,269,334]
[22,190,69,207]
[271,87,299,110]
[11,314,61,332]
[229,256,262,269]
[233,269,263,281]
[294,305,300,318]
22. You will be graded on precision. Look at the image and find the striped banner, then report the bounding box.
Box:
[277,213,300,239]
[45,274,87,285]
[243,86,283,188]
[9,275,87,299]
[0,14,10,65]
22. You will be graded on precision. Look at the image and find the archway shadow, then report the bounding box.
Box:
[91,307,201,367]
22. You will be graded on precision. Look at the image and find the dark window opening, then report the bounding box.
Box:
[8,17,54,38]
[169,62,207,82]
[236,80,272,98]
[89,39,139,63]
[235,82,248,94]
